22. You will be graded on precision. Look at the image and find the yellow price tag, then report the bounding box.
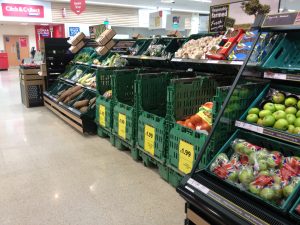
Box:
[178,140,194,174]
[118,113,126,139]
[144,125,155,156]
[99,105,106,127]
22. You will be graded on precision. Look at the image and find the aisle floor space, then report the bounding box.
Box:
[0,70,184,225]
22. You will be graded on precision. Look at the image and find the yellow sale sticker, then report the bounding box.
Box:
[178,140,194,174]
[144,125,155,156]
[118,113,126,140]
[99,105,106,127]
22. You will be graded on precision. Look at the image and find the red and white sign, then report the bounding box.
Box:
[70,0,86,15]
[1,3,44,18]
[19,37,27,47]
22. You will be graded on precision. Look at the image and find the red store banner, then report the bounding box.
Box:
[70,0,86,15]
[19,37,27,48]
[1,3,44,18]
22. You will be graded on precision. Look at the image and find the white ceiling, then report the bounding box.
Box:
[49,0,211,13]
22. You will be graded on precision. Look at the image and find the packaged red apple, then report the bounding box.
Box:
[210,138,300,206]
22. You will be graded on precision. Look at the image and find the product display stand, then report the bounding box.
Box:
[177,12,300,225]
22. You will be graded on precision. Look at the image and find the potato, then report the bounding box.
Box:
[79,106,88,113]
[89,97,96,105]
[68,89,83,101]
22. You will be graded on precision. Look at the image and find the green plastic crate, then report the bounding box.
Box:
[167,78,267,176]
[207,129,300,213]
[95,95,112,131]
[262,32,300,73]
[289,197,300,222]
[238,83,300,145]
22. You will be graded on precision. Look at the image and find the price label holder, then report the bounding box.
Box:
[118,113,126,140]
[264,72,300,82]
[172,58,182,62]
[230,61,243,65]
[236,121,300,145]
[207,60,219,64]
[186,178,268,225]
[144,125,155,155]
[178,140,195,174]
[99,105,106,127]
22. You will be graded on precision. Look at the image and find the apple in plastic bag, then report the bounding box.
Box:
[260,187,275,201]
[239,167,255,186]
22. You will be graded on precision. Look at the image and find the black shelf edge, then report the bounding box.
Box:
[177,172,298,225]
[122,55,169,61]
[235,120,300,145]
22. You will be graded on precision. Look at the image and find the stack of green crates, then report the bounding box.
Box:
[136,71,196,180]
[166,77,267,187]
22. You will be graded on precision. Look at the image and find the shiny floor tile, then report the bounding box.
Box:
[0,69,185,225]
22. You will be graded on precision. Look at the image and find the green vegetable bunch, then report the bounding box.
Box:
[241,0,270,16]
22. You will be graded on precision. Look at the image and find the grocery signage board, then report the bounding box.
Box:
[0,0,52,22]
[1,3,44,18]
[209,4,229,32]
[262,12,300,28]
[70,0,86,15]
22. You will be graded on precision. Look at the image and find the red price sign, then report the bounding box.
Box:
[70,0,86,15]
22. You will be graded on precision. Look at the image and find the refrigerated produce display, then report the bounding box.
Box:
[177,12,300,225]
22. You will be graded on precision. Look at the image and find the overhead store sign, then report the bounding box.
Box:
[209,4,229,32]
[1,3,44,18]
[70,0,86,15]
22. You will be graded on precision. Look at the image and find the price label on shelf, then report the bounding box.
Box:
[172,58,182,62]
[207,60,218,64]
[118,113,126,140]
[187,178,209,194]
[144,125,155,156]
[264,72,287,80]
[99,105,106,127]
[230,61,243,65]
[235,121,263,134]
[178,140,194,174]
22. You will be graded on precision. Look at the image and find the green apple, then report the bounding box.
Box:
[248,107,260,115]
[285,97,298,107]
[272,92,285,104]
[257,118,263,126]
[273,119,289,130]
[238,168,254,186]
[233,142,245,154]
[258,171,270,176]
[274,104,286,111]
[294,118,300,127]
[272,110,286,120]
[260,187,275,201]
[227,171,238,182]
[263,103,276,112]
[262,115,276,127]
[259,110,272,118]
[283,184,295,198]
[258,160,268,171]
[272,184,283,199]
[298,100,300,109]
[246,114,259,123]
[285,106,297,115]
[297,110,300,118]
[249,183,262,195]
[288,125,295,133]
[273,175,282,184]
[286,114,297,125]
[293,127,300,134]
[267,155,277,168]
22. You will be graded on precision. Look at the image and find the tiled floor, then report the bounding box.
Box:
[0,69,185,225]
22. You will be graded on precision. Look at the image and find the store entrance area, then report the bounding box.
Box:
[0,69,184,225]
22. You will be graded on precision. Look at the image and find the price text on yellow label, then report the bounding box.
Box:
[144,125,155,155]
[178,140,194,174]
[99,105,106,127]
[118,113,126,140]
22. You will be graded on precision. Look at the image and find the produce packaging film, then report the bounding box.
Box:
[69,41,85,54]
[96,46,109,56]
[67,32,86,46]
[105,39,116,50]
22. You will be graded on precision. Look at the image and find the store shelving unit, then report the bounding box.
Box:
[177,12,300,225]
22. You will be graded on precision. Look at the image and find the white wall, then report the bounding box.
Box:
[0,24,36,51]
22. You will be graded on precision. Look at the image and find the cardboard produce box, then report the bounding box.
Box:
[68,32,86,46]
[40,63,47,73]
[103,29,116,40]
[95,29,116,46]
[96,46,109,56]
[167,30,182,38]
[69,41,85,54]
[132,33,143,39]
[105,39,116,50]
[89,25,106,40]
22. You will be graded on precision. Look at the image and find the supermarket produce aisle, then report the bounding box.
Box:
[0,69,184,225]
